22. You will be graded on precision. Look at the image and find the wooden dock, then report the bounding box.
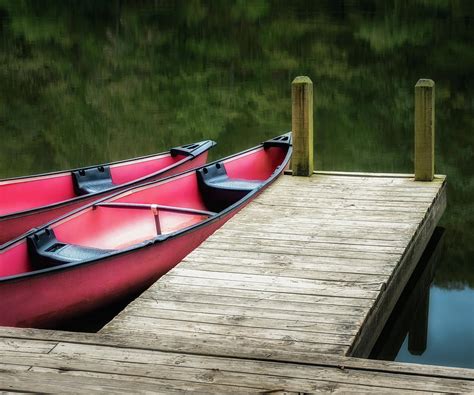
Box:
[1,77,472,392]
[101,171,447,360]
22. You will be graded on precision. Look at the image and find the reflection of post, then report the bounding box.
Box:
[291,76,314,177]
[408,289,430,355]
[369,228,444,360]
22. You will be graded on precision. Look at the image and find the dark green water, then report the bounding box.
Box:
[0,1,472,368]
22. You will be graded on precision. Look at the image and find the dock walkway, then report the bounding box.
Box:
[102,172,447,359]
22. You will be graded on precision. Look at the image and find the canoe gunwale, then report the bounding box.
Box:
[0,134,292,284]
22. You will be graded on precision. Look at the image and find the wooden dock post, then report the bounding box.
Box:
[291,76,314,176]
[415,79,435,181]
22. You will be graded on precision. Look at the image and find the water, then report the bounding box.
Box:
[0,1,472,367]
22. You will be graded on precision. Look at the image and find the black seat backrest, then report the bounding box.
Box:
[72,165,115,195]
[196,162,261,212]
[27,228,113,268]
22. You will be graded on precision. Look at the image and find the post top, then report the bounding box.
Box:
[292,76,312,84]
[416,79,435,88]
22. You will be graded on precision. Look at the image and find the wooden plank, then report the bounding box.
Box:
[0,338,57,354]
[206,236,406,254]
[47,343,474,393]
[0,328,472,381]
[230,212,422,227]
[249,200,432,213]
[289,172,445,183]
[131,298,365,326]
[185,253,395,274]
[188,249,397,268]
[266,185,439,196]
[216,224,415,239]
[0,370,247,394]
[0,339,472,394]
[198,242,403,262]
[180,260,390,282]
[164,271,382,299]
[236,207,428,222]
[198,230,411,248]
[122,304,360,335]
[0,357,435,394]
[104,315,355,345]
[146,283,375,308]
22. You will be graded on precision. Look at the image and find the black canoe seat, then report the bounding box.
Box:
[197,162,262,212]
[27,228,113,268]
[72,165,115,195]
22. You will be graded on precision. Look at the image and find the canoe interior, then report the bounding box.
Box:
[0,144,288,280]
[0,152,187,217]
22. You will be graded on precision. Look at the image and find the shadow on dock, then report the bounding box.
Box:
[370,227,445,360]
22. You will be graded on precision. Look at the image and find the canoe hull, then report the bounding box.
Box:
[0,153,208,245]
[0,207,236,328]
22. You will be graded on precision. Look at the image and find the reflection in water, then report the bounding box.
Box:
[0,1,472,364]
[395,287,474,368]
[371,228,444,361]
[372,228,474,368]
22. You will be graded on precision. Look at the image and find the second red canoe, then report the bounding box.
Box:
[0,140,215,245]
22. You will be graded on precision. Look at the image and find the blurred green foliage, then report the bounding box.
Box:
[0,0,472,287]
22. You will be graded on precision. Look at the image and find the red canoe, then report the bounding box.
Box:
[0,140,215,245]
[0,133,292,328]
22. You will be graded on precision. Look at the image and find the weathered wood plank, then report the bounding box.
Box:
[0,338,472,394]
[145,284,375,308]
[197,242,403,261]
[180,260,390,282]
[123,305,360,335]
[0,328,472,382]
[206,236,406,254]
[188,248,398,267]
[131,298,366,326]
[164,272,382,299]
[104,315,355,345]
[0,338,57,354]
[286,172,445,184]
[184,253,395,275]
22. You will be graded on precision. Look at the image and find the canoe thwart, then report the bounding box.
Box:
[94,202,216,217]
[197,162,262,212]
[27,228,113,268]
[72,165,115,196]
